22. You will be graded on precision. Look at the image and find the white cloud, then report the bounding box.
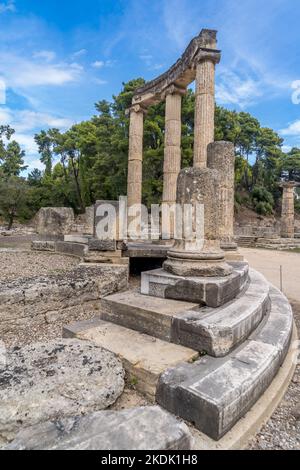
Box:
[0,52,82,89]
[14,133,38,155]
[93,78,108,85]
[91,59,116,69]
[280,120,300,136]
[92,60,105,68]
[0,1,15,14]
[72,49,87,58]
[0,107,74,132]
[26,158,45,171]
[216,69,263,108]
[33,50,56,62]
[282,145,292,153]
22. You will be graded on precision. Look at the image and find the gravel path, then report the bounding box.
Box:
[248,302,300,450]
[0,251,78,282]
[242,248,300,450]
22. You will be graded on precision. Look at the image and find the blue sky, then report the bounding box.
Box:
[0,0,300,172]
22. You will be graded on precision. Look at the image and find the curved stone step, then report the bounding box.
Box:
[156,284,293,440]
[172,269,270,356]
[101,268,269,357]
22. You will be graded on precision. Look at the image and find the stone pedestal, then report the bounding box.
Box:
[281,182,297,239]
[193,55,218,168]
[163,167,233,277]
[127,105,145,210]
[207,141,238,252]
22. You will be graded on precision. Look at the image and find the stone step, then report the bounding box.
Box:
[171,269,270,356]
[101,292,199,341]
[101,268,268,357]
[84,251,129,266]
[63,318,198,400]
[84,257,129,266]
[156,284,293,440]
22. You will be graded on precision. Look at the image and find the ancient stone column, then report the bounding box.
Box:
[194,53,220,168]
[207,141,237,251]
[163,167,233,277]
[127,105,145,210]
[281,182,297,238]
[162,86,185,206]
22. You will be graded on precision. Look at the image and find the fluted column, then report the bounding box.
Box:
[162,86,185,206]
[127,105,145,209]
[207,141,237,250]
[194,56,217,168]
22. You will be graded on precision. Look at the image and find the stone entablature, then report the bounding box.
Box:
[132,29,220,107]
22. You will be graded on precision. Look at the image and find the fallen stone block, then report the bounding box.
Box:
[55,241,88,257]
[88,238,117,252]
[6,406,193,450]
[0,339,125,446]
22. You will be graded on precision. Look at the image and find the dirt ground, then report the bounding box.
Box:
[240,247,300,303]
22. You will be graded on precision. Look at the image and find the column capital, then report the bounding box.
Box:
[125,104,148,117]
[279,180,300,189]
[161,84,186,100]
[193,49,221,68]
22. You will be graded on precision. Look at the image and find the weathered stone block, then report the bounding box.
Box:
[0,264,128,344]
[34,207,74,236]
[141,262,249,307]
[6,406,193,450]
[55,241,88,257]
[31,240,55,252]
[88,238,117,251]
[0,340,124,445]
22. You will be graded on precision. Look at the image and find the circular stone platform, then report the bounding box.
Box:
[0,339,125,445]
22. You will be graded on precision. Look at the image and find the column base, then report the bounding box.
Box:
[163,250,233,277]
[220,241,238,251]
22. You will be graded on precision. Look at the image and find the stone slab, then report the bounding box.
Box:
[88,238,117,251]
[0,339,124,445]
[171,269,270,356]
[63,318,198,399]
[141,262,249,307]
[6,406,193,450]
[55,241,88,257]
[156,283,293,440]
[31,240,55,252]
[101,291,198,341]
[64,234,90,244]
[126,242,171,258]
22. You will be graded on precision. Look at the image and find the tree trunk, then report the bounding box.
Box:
[7,213,14,231]
[70,158,85,212]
